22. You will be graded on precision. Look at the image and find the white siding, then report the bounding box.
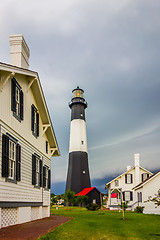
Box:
[0,123,50,203]
[0,72,51,207]
[0,75,51,158]
[136,173,160,214]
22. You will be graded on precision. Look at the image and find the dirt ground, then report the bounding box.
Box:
[0,215,72,240]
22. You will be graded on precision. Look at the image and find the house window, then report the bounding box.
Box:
[137,192,142,203]
[45,168,48,187]
[2,134,21,182]
[32,154,42,187]
[31,105,39,137]
[123,191,133,201]
[142,173,149,182]
[93,199,96,204]
[36,158,39,186]
[9,139,16,179]
[11,78,23,121]
[125,174,133,184]
[16,87,20,116]
[46,141,48,154]
[43,166,51,189]
[115,180,119,187]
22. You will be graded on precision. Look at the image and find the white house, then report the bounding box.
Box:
[0,35,60,228]
[105,154,152,210]
[133,171,160,214]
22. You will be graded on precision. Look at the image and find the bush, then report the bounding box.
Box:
[134,206,144,213]
[86,203,100,211]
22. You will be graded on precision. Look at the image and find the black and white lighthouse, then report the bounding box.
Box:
[66,87,91,194]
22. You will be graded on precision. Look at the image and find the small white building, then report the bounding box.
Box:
[134,171,160,214]
[105,154,152,210]
[0,35,60,228]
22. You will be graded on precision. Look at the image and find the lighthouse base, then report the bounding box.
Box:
[66,151,91,194]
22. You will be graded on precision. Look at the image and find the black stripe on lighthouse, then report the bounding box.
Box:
[71,102,86,121]
[66,152,91,194]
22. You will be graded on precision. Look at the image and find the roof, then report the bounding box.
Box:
[0,62,60,157]
[75,187,98,196]
[133,171,160,190]
[105,166,153,189]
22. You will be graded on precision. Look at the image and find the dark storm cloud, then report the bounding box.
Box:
[1,0,160,193]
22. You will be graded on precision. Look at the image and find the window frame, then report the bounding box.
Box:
[123,191,133,201]
[36,157,40,186]
[11,78,23,122]
[31,105,39,138]
[115,180,119,187]
[125,173,133,184]
[124,191,130,201]
[142,173,149,182]
[45,167,48,188]
[43,165,51,190]
[8,139,16,179]
[137,192,142,203]
[32,154,42,188]
[2,133,21,184]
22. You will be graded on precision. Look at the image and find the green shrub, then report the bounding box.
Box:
[86,203,100,211]
[134,206,144,213]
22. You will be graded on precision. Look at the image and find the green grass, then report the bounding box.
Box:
[39,207,160,240]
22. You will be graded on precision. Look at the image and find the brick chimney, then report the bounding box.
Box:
[9,34,30,69]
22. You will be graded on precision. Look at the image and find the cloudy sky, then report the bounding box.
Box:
[1,0,160,194]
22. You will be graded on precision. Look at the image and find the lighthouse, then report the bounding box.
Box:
[66,87,91,194]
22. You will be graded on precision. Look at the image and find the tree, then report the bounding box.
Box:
[50,193,57,206]
[76,195,89,207]
[56,194,62,205]
[64,189,76,206]
[51,193,55,198]
[81,196,89,207]
[145,189,160,207]
[76,195,82,207]
[120,201,128,220]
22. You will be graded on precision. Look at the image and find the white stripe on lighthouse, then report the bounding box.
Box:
[69,119,88,153]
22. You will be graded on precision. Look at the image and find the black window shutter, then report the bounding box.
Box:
[142,174,144,182]
[11,78,16,112]
[39,160,43,187]
[46,141,48,154]
[125,174,127,184]
[16,144,21,181]
[31,105,34,131]
[20,90,24,120]
[32,154,36,185]
[140,192,142,202]
[2,134,9,177]
[48,169,51,189]
[43,166,46,188]
[131,174,133,184]
[147,173,149,179]
[123,192,125,201]
[137,192,139,202]
[130,191,133,201]
[36,112,39,137]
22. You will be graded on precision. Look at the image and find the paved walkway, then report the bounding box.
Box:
[0,215,72,240]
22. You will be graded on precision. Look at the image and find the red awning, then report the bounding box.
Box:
[111,193,117,198]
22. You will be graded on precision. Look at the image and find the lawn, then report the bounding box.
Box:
[39,207,160,240]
